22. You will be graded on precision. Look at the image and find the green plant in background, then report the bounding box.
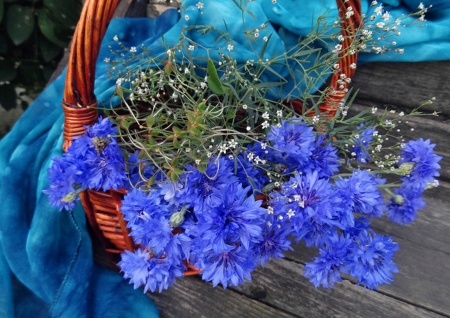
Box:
[0,0,82,113]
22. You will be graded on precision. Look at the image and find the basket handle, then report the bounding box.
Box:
[62,0,121,151]
[324,0,362,115]
[62,0,361,151]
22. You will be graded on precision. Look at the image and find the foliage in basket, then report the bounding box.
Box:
[45,1,441,293]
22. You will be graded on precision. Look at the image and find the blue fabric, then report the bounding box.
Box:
[0,1,449,317]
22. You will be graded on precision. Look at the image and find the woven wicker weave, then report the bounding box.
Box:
[62,0,362,273]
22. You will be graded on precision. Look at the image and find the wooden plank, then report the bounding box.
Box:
[352,61,450,119]
[231,258,445,318]
[147,275,295,318]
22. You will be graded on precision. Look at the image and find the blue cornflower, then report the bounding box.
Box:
[302,135,340,178]
[255,212,293,266]
[344,231,399,290]
[351,124,375,164]
[118,249,151,290]
[199,244,257,289]
[184,157,238,213]
[118,248,185,293]
[86,116,118,138]
[195,183,265,252]
[84,142,128,190]
[44,156,80,211]
[267,118,315,168]
[270,171,341,247]
[399,138,442,190]
[386,186,426,224]
[144,256,185,293]
[130,216,173,250]
[304,233,354,288]
[335,170,386,219]
[121,188,168,225]
[68,117,117,158]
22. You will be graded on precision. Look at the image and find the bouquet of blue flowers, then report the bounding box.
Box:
[45,1,440,293]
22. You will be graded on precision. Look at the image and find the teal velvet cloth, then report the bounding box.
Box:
[0,1,449,317]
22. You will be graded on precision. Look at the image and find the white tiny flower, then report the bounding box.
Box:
[104,57,110,63]
[272,0,276,3]
[113,35,119,41]
[382,12,391,21]
[267,206,274,214]
[254,32,259,38]
[371,107,377,113]
[346,9,354,19]
[371,0,378,5]
[243,104,248,110]
[185,148,191,153]
[227,44,234,52]
[130,47,137,53]
[228,140,238,148]
[262,121,270,129]
[286,209,295,219]
[185,14,190,21]
[188,45,195,51]
[196,1,204,9]
[374,4,383,15]
[246,126,251,131]
[263,36,268,42]
[262,111,270,119]
[376,22,385,29]
[195,159,201,165]
[338,35,345,42]
[333,44,342,53]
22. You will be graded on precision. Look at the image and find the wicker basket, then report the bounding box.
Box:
[62,0,362,273]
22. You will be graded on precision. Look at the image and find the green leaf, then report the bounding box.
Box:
[39,35,61,62]
[6,5,35,45]
[37,8,66,47]
[0,84,17,111]
[0,0,4,24]
[0,60,17,82]
[146,115,155,128]
[43,0,81,25]
[206,58,224,95]
[226,109,235,121]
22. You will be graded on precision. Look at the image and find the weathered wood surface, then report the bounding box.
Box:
[58,1,450,317]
